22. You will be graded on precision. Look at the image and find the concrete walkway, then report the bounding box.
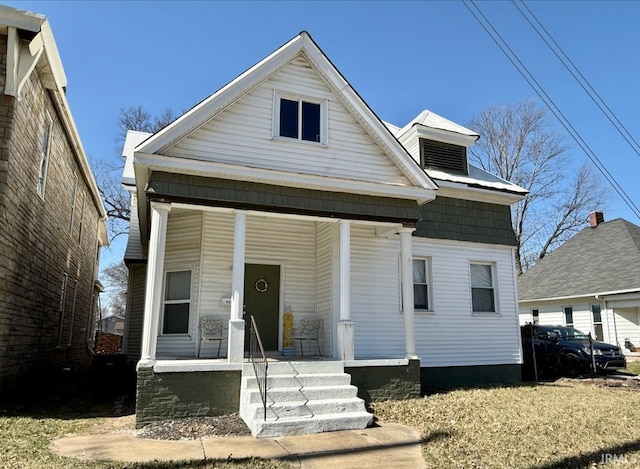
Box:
[51,422,426,469]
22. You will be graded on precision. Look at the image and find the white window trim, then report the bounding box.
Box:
[57,273,68,347]
[37,113,53,198]
[161,267,194,337]
[68,173,78,236]
[78,191,86,244]
[413,257,434,314]
[272,90,328,146]
[563,305,574,327]
[470,262,499,316]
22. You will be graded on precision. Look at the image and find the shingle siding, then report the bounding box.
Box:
[147,171,422,223]
[415,196,516,246]
[0,34,102,394]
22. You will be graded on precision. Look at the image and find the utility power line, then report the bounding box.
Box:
[462,0,640,220]
[512,0,640,159]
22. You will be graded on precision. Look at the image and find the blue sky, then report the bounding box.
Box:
[6,1,640,274]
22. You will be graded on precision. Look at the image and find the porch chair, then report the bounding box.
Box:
[292,318,322,356]
[198,316,225,358]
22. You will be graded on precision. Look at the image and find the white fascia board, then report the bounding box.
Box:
[0,5,45,33]
[122,131,152,186]
[435,181,524,205]
[138,35,305,155]
[134,151,436,203]
[301,36,437,191]
[402,124,479,148]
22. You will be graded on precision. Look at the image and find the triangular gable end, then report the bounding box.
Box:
[135,31,437,194]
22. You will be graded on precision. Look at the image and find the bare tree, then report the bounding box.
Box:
[102,260,128,317]
[95,106,177,241]
[468,100,607,274]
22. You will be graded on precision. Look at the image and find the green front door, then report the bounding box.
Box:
[244,264,280,351]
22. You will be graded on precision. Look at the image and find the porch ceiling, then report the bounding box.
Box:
[146,171,422,223]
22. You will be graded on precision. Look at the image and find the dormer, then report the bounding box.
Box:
[392,110,479,176]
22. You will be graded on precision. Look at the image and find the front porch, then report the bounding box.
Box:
[137,201,420,369]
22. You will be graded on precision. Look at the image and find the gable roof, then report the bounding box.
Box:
[135,31,436,193]
[518,218,640,301]
[395,109,480,141]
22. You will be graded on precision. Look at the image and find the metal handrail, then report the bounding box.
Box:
[249,315,268,421]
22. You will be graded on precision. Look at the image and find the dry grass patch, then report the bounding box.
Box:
[373,382,640,468]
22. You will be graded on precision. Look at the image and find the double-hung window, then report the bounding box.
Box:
[470,263,496,313]
[163,270,192,334]
[591,304,603,340]
[275,92,326,144]
[564,306,574,327]
[37,115,52,197]
[413,258,433,311]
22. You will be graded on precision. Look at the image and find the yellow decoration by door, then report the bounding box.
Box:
[283,311,293,348]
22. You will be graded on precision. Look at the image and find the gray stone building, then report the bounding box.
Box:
[0,6,108,394]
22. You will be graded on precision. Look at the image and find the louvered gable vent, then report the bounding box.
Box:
[420,139,468,175]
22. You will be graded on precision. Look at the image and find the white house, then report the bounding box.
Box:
[122,31,527,436]
[519,212,640,349]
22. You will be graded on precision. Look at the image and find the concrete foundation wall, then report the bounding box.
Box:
[135,367,241,428]
[420,364,522,394]
[346,360,421,404]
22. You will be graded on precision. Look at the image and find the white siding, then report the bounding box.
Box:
[351,225,404,358]
[157,210,203,358]
[350,229,522,366]
[315,222,334,354]
[198,212,318,355]
[412,239,521,367]
[165,55,410,186]
[614,308,640,347]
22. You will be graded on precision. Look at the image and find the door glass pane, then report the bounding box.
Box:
[594,324,604,341]
[280,98,298,138]
[413,259,426,283]
[163,303,189,334]
[471,264,492,288]
[564,307,573,325]
[165,271,191,300]
[302,101,320,142]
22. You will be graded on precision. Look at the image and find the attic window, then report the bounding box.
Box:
[420,138,468,175]
[274,91,327,144]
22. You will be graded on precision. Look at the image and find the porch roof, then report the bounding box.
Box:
[146,171,422,223]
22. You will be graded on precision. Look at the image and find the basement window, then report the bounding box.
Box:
[274,92,327,144]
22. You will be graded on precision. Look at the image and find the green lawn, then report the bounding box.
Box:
[374,380,640,468]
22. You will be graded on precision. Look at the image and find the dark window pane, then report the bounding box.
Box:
[594,323,604,341]
[591,304,602,323]
[414,284,428,310]
[564,307,573,325]
[302,101,321,142]
[280,99,298,138]
[472,288,495,312]
[163,303,190,334]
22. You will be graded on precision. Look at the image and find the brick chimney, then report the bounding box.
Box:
[589,211,604,228]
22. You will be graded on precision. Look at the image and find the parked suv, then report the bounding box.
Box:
[521,324,626,379]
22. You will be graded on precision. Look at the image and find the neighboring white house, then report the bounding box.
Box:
[519,212,640,349]
[122,31,527,434]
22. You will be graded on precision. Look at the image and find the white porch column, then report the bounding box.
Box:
[228,210,247,363]
[337,220,354,360]
[400,226,418,359]
[138,202,171,368]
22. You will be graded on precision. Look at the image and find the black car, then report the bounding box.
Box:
[521,324,626,379]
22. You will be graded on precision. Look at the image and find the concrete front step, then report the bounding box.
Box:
[245,384,358,404]
[250,411,374,438]
[245,397,368,421]
[240,360,373,437]
[244,373,353,389]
